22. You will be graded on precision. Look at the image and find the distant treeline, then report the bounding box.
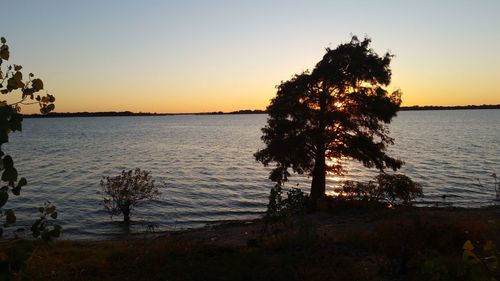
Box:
[23,109,267,118]
[400,104,500,111]
[23,105,499,118]
[23,111,174,118]
[194,109,267,115]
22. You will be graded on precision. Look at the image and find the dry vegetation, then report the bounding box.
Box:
[3,205,499,281]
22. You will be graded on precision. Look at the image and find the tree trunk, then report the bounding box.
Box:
[310,91,327,201]
[310,143,326,200]
[123,206,131,223]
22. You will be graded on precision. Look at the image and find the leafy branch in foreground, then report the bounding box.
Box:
[0,36,59,281]
[31,202,61,241]
[0,36,57,237]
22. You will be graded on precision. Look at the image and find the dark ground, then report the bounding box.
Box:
[3,206,500,281]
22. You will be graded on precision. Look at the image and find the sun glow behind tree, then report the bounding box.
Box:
[256,36,403,201]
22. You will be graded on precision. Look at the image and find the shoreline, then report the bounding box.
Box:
[158,205,500,246]
[29,205,500,244]
[4,205,500,280]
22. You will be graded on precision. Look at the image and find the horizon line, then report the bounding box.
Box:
[22,104,500,117]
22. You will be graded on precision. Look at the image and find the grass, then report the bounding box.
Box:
[3,205,500,281]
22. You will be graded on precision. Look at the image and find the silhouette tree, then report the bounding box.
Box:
[255,36,403,202]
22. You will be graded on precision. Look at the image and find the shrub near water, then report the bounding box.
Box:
[266,173,421,220]
[266,186,308,219]
[101,168,159,223]
[376,173,423,206]
[336,173,423,206]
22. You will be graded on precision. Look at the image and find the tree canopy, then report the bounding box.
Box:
[255,36,403,201]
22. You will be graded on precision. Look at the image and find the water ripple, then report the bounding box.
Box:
[2,110,499,239]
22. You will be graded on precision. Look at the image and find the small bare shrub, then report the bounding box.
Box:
[336,181,383,202]
[101,168,159,223]
[336,173,422,206]
[376,173,423,205]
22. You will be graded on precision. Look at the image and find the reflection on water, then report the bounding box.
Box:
[3,110,500,239]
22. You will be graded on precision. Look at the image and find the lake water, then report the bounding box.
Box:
[3,110,500,239]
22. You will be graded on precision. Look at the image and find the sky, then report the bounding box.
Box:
[1,0,499,113]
